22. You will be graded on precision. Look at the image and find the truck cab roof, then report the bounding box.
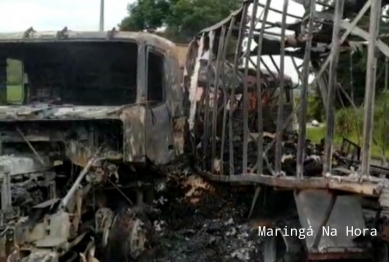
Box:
[0,29,176,53]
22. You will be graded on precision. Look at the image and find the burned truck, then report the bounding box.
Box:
[184,0,389,261]
[0,28,182,261]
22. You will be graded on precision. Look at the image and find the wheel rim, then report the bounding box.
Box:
[128,218,147,259]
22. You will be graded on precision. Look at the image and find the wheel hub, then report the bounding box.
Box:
[128,217,147,259]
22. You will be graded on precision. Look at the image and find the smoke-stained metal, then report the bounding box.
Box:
[243,2,259,174]
[185,0,389,199]
[360,0,383,176]
[188,34,205,132]
[296,0,316,178]
[202,31,215,169]
[309,0,372,106]
[228,4,248,175]
[256,0,272,175]
[323,0,345,175]
[211,26,226,173]
[220,19,236,175]
[274,0,289,175]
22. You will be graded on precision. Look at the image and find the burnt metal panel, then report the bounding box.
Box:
[166,56,184,118]
[143,45,175,165]
[0,155,51,176]
[145,104,174,165]
[294,189,371,255]
[121,106,146,163]
[379,187,389,207]
[0,31,173,48]
[137,41,147,102]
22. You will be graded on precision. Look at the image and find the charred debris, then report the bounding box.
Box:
[1,0,389,261]
[0,30,184,261]
[184,0,389,261]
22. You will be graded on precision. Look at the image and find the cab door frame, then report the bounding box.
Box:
[144,45,175,165]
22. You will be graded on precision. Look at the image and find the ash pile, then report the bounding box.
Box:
[141,157,262,262]
[197,128,389,178]
[198,130,326,176]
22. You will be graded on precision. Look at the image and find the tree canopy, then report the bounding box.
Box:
[119,0,241,42]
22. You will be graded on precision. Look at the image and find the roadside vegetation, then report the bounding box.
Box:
[306,91,389,158]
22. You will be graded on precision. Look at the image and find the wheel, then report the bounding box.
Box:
[103,207,150,262]
[262,220,305,262]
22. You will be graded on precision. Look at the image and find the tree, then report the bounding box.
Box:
[119,0,240,42]
[119,0,171,31]
[335,15,389,107]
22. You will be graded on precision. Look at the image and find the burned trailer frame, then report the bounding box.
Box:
[0,29,183,261]
[184,0,389,261]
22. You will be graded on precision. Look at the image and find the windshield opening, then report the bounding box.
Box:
[0,41,138,106]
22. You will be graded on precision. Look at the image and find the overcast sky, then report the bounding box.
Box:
[0,0,130,32]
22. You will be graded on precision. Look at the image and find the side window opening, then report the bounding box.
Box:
[147,50,165,104]
[6,59,24,104]
[3,42,138,106]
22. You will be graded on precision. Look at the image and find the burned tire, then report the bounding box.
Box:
[262,220,305,262]
[103,208,150,261]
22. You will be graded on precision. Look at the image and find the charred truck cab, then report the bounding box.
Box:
[0,29,183,261]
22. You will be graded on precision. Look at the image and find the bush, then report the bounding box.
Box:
[335,100,389,150]
[307,95,325,122]
[335,107,363,137]
[295,93,325,122]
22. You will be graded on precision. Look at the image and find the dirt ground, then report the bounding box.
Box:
[141,158,263,262]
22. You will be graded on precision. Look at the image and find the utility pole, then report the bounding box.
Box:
[99,0,104,31]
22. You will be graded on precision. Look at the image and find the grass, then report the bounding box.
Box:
[306,127,326,144]
[306,126,389,159]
